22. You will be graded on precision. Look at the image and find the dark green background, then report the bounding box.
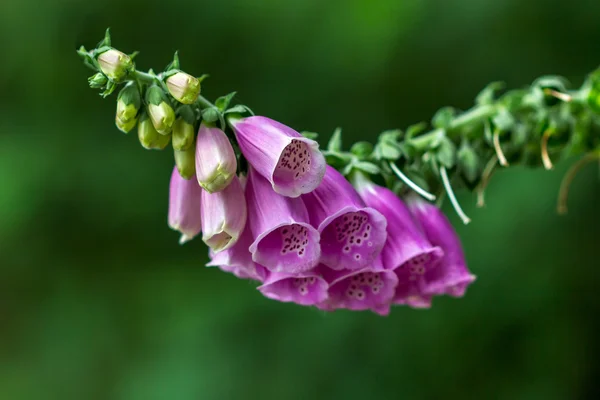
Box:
[2,0,600,399]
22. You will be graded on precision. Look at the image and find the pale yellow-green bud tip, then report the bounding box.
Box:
[147,102,175,135]
[166,72,201,104]
[97,49,133,82]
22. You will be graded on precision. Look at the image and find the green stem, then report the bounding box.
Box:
[410,104,497,151]
[196,95,215,109]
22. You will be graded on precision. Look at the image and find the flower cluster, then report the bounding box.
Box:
[170,116,475,315]
[78,29,600,315]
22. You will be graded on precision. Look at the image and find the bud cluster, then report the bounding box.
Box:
[77,29,223,181]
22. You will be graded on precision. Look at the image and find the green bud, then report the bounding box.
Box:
[96,48,133,82]
[174,143,196,179]
[88,72,108,89]
[172,106,196,151]
[166,71,201,104]
[116,84,141,124]
[146,86,176,135]
[116,114,138,133]
[138,112,170,150]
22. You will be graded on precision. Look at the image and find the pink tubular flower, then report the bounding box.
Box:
[207,224,268,282]
[200,175,247,252]
[258,271,328,306]
[231,116,326,197]
[354,177,444,308]
[168,166,202,244]
[195,122,237,193]
[407,196,476,297]
[245,167,321,274]
[302,166,387,271]
[317,260,398,314]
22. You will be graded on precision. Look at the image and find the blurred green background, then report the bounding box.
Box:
[2,0,600,399]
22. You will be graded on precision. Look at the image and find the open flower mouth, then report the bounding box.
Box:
[318,207,387,271]
[274,139,312,182]
[204,231,234,253]
[259,274,328,306]
[252,222,321,274]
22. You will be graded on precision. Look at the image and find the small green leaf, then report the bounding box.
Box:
[406,122,427,139]
[379,129,402,142]
[202,107,220,123]
[215,92,237,112]
[475,81,505,105]
[350,141,374,158]
[378,141,402,160]
[457,141,480,183]
[492,109,515,131]
[432,107,456,129]
[301,131,319,140]
[435,137,456,168]
[328,127,342,152]
[325,152,352,170]
[354,161,381,175]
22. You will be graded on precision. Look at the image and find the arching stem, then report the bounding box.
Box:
[389,162,436,201]
[476,155,499,208]
[541,130,554,170]
[440,166,471,224]
[557,152,600,214]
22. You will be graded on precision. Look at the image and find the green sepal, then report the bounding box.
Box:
[117,83,141,110]
[145,85,170,106]
[202,107,220,123]
[97,28,111,48]
[88,72,107,89]
[215,92,237,112]
[224,104,254,116]
[177,105,197,125]
[327,127,343,152]
[100,81,117,98]
[164,51,180,72]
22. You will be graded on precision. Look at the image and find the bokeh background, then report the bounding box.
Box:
[2,0,600,399]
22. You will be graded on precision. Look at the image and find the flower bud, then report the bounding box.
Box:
[166,71,201,104]
[174,141,196,179]
[88,72,107,89]
[96,48,133,82]
[195,122,237,193]
[116,115,137,133]
[138,112,171,150]
[146,85,176,135]
[116,84,141,121]
[172,106,196,151]
[115,84,141,133]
